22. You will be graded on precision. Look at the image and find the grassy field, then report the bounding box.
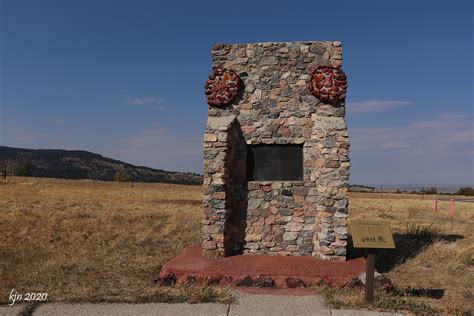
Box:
[334,192,474,314]
[1,177,473,314]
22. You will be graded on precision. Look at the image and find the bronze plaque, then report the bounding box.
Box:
[246,144,303,181]
[349,220,396,249]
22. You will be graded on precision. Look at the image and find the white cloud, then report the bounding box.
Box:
[2,118,202,173]
[2,124,51,146]
[122,95,166,110]
[352,113,473,153]
[107,124,203,173]
[347,100,413,113]
[350,112,474,184]
[53,118,66,126]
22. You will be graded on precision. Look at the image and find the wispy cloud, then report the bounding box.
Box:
[53,117,66,126]
[351,113,473,152]
[122,95,166,110]
[347,100,413,113]
[109,123,203,173]
[2,124,53,147]
[350,112,474,184]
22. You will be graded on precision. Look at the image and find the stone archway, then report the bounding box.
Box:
[202,116,247,257]
[223,120,247,256]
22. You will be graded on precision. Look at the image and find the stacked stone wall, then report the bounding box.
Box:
[202,41,350,260]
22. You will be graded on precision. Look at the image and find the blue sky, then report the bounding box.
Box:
[1,0,473,185]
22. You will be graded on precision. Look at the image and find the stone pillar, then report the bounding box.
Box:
[202,41,350,260]
[202,116,247,257]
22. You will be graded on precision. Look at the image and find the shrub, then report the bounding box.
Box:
[457,187,474,196]
[405,222,440,239]
[376,222,440,272]
[17,160,33,177]
[114,170,133,182]
[422,187,438,194]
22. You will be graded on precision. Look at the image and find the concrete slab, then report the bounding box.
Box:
[158,245,366,288]
[331,309,409,316]
[0,305,25,316]
[229,292,331,316]
[34,303,229,316]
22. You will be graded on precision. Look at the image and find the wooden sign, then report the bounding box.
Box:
[349,220,395,302]
[349,220,395,249]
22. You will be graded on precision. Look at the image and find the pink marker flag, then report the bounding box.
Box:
[449,199,456,218]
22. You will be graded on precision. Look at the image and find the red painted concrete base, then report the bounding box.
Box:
[157,245,366,289]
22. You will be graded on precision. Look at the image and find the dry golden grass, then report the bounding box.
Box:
[0,177,231,304]
[347,192,474,314]
[0,177,473,313]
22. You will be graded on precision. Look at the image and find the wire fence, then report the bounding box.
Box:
[349,185,474,218]
[349,184,473,196]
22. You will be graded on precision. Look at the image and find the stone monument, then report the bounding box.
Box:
[202,41,349,261]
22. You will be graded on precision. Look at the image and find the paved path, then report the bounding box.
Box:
[33,303,228,316]
[0,304,24,316]
[0,292,409,316]
[230,292,331,315]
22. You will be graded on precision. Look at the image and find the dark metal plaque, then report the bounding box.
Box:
[246,145,303,181]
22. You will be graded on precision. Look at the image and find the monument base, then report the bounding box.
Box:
[156,245,366,289]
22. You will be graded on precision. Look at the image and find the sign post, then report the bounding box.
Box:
[365,248,376,301]
[349,220,396,302]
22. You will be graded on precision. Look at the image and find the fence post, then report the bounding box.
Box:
[449,199,456,218]
[433,198,438,211]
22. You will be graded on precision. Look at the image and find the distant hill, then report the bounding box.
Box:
[348,184,375,193]
[0,146,203,185]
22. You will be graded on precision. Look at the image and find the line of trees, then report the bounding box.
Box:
[421,187,438,195]
[395,187,438,194]
[457,187,474,196]
[394,186,474,196]
[0,160,33,177]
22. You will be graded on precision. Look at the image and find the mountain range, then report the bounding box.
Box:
[0,146,203,185]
